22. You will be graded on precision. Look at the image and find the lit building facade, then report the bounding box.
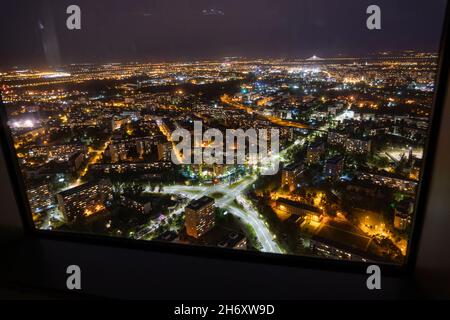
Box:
[27,183,54,214]
[185,196,215,239]
[281,162,303,190]
[56,179,113,223]
[325,155,344,178]
[394,199,414,230]
[345,137,372,154]
[306,141,325,165]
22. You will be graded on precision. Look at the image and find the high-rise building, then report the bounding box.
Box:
[157,142,172,161]
[345,136,372,154]
[57,179,113,223]
[27,183,54,214]
[281,162,303,190]
[109,141,128,163]
[394,199,414,230]
[118,196,152,215]
[68,151,85,172]
[306,141,325,165]
[325,155,344,178]
[185,196,215,239]
[327,131,347,146]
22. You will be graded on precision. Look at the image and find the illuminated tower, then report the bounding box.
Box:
[185,196,215,238]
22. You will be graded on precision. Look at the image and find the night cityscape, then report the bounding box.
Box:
[1,52,439,264]
[0,0,447,267]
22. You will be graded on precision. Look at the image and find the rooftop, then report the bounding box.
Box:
[309,140,324,149]
[283,162,303,171]
[326,155,344,165]
[186,196,215,211]
[312,220,373,255]
[276,198,322,214]
[58,179,110,197]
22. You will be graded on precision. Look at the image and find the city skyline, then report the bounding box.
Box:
[0,51,440,71]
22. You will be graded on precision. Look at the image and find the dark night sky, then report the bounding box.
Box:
[0,0,447,69]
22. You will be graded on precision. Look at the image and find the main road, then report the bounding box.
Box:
[220,95,309,130]
[155,175,282,253]
[151,137,308,254]
[144,102,344,253]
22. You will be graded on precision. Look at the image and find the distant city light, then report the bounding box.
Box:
[40,72,71,78]
[11,119,35,128]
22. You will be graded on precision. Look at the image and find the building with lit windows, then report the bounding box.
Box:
[345,136,372,154]
[281,162,303,190]
[327,131,348,146]
[56,179,113,223]
[394,199,414,230]
[306,141,325,165]
[157,142,172,161]
[68,151,85,172]
[325,155,344,178]
[26,183,54,214]
[118,196,152,215]
[185,196,215,239]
